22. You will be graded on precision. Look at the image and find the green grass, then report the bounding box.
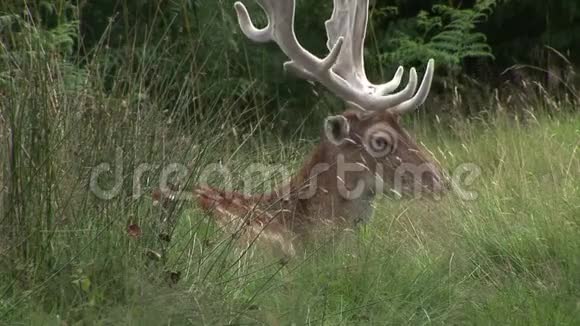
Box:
[1,17,580,326]
[2,106,579,325]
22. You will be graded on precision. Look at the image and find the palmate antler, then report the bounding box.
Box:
[234,0,435,113]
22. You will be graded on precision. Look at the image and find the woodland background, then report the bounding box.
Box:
[2,0,579,121]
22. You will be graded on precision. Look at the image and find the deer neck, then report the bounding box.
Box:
[273,142,377,225]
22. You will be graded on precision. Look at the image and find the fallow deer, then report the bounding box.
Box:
[155,0,445,257]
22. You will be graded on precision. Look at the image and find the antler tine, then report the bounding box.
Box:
[325,0,368,90]
[391,59,435,114]
[234,1,344,79]
[375,66,404,95]
[325,0,405,96]
[234,1,273,43]
[234,0,435,113]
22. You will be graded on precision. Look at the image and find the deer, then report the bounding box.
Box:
[154,0,446,257]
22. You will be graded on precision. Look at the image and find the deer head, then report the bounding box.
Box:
[235,0,445,202]
[319,109,444,200]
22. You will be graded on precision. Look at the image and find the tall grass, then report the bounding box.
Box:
[1,8,580,326]
[0,12,274,324]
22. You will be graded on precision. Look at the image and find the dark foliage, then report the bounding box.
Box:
[1,0,578,118]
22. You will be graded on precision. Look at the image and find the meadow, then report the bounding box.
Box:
[1,4,580,324]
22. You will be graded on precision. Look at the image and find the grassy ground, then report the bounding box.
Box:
[1,22,580,326]
[2,105,579,324]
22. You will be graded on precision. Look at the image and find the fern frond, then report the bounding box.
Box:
[382,0,497,74]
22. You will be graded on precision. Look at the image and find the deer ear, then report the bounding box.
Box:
[324,115,350,145]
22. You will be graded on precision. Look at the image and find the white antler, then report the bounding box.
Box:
[234,0,434,113]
